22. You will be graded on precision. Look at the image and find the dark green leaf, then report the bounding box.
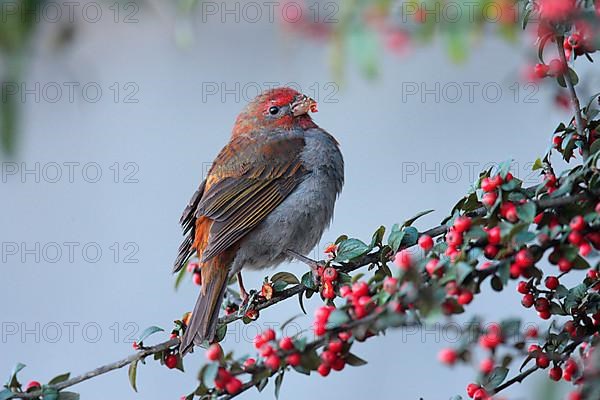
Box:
[484,367,509,390]
[274,372,284,399]
[401,227,419,247]
[136,326,164,344]
[271,272,300,285]
[326,310,349,329]
[345,353,368,366]
[174,265,187,290]
[48,373,70,386]
[58,392,80,400]
[516,202,536,223]
[215,324,227,342]
[300,272,317,291]
[370,226,385,248]
[387,224,405,253]
[403,210,435,227]
[334,239,370,262]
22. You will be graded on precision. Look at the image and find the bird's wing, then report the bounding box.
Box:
[197,134,308,262]
[174,179,206,272]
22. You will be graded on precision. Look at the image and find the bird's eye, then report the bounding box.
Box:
[268,106,280,115]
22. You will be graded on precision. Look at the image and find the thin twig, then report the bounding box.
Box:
[557,35,588,159]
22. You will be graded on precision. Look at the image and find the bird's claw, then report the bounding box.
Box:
[237,289,258,317]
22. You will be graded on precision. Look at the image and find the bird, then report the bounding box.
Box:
[173,87,344,355]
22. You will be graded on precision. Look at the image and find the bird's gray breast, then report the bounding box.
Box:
[231,128,344,274]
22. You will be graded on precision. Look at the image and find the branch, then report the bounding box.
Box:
[6,190,593,399]
[9,338,180,399]
[556,35,588,159]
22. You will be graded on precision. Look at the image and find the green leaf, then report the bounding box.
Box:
[345,353,368,366]
[334,238,370,262]
[300,272,317,291]
[42,387,59,400]
[403,210,435,227]
[271,272,300,286]
[58,392,80,400]
[565,283,588,313]
[370,226,385,248]
[387,224,405,253]
[7,362,25,388]
[590,139,600,155]
[48,373,70,385]
[0,390,14,400]
[484,366,509,390]
[400,226,419,247]
[128,360,138,392]
[174,265,188,290]
[456,262,473,285]
[215,324,227,342]
[516,202,536,223]
[136,326,164,344]
[326,310,350,329]
[274,372,284,399]
[532,158,543,171]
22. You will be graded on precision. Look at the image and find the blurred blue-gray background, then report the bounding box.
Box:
[1,1,592,399]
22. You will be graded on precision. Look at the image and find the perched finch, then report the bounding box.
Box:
[174,87,344,354]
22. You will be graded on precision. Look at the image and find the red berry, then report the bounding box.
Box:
[536,354,550,368]
[473,388,489,400]
[418,234,434,250]
[457,291,474,305]
[262,328,276,342]
[322,267,338,282]
[487,226,501,245]
[480,358,494,374]
[525,326,538,338]
[206,344,222,361]
[24,381,41,392]
[320,350,337,366]
[317,363,331,377]
[314,306,333,323]
[484,244,499,259]
[425,258,440,277]
[500,202,518,222]
[321,281,336,299]
[528,344,541,354]
[517,281,529,294]
[568,231,584,245]
[565,358,578,374]
[522,293,535,308]
[265,355,281,370]
[192,272,202,285]
[553,136,563,147]
[570,216,586,231]
[515,249,534,268]
[253,334,266,349]
[482,192,498,207]
[314,322,326,336]
[165,354,178,369]
[351,281,369,297]
[479,333,502,349]
[394,250,412,270]
[260,344,275,357]
[328,339,343,353]
[549,366,562,381]
[225,377,242,394]
[558,258,572,272]
[579,242,592,256]
[481,177,497,192]
[454,216,472,233]
[243,358,256,369]
[438,348,457,365]
[331,358,345,371]
[534,63,549,78]
[548,58,566,76]
[339,285,352,297]
[286,353,301,367]
[568,33,582,49]
[545,276,559,290]
[535,297,550,312]
[279,337,294,351]
[383,276,398,294]
[446,229,463,247]
[568,392,582,400]
[466,383,480,398]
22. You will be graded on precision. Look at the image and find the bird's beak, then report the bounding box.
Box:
[290,94,318,116]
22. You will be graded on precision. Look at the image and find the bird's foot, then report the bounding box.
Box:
[238,289,258,317]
